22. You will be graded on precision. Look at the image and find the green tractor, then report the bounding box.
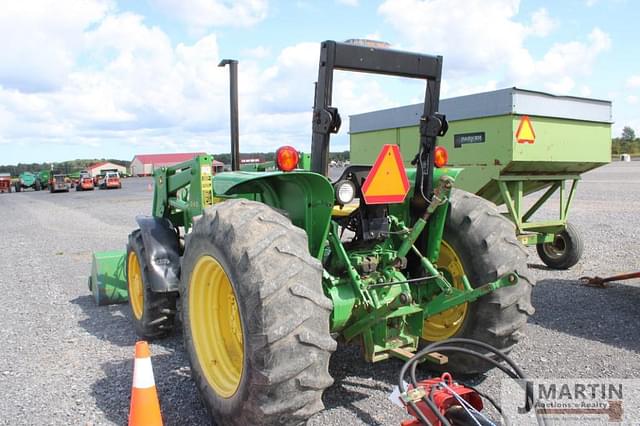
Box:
[37,170,50,190]
[122,41,533,424]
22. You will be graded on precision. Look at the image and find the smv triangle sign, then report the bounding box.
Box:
[516,115,536,144]
[361,144,410,205]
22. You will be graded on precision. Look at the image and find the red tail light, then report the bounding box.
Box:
[276,146,299,172]
[434,146,448,168]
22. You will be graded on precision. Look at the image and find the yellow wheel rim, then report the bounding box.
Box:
[127,251,144,320]
[422,240,469,341]
[189,255,244,398]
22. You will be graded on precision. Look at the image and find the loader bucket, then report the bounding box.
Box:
[88,250,128,305]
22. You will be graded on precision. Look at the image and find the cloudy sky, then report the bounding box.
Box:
[1,0,638,164]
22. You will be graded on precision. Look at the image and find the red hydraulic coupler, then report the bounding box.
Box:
[401,373,483,426]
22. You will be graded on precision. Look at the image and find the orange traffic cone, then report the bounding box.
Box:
[129,341,163,426]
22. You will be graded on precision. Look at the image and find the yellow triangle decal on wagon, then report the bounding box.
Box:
[361,144,410,205]
[516,115,536,144]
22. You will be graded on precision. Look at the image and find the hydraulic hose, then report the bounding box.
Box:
[398,338,542,426]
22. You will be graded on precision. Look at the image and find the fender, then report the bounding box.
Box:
[135,215,181,293]
[214,171,335,259]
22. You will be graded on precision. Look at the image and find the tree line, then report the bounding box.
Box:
[612,126,640,155]
[0,159,130,176]
[4,128,637,177]
[0,152,351,176]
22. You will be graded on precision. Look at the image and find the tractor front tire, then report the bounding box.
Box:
[126,229,177,339]
[536,222,583,270]
[181,199,336,426]
[423,190,535,374]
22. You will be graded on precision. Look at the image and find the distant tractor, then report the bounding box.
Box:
[0,173,11,193]
[37,171,50,190]
[94,41,534,425]
[14,172,41,192]
[49,174,71,193]
[76,171,95,191]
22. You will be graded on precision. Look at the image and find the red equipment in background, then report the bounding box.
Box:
[77,172,95,191]
[397,338,534,426]
[99,171,122,189]
[0,174,11,193]
[401,373,483,426]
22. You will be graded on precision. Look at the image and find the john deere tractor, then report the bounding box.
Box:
[123,41,533,424]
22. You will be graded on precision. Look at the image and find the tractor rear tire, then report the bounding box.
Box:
[423,190,535,374]
[126,229,177,339]
[180,199,336,426]
[536,222,583,270]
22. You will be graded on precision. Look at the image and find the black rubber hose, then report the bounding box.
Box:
[413,338,526,379]
[398,338,531,426]
[398,354,451,426]
[409,346,520,392]
[460,383,502,415]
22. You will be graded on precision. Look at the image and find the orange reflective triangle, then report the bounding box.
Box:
[516,115,535,144]
[362,144,410,205]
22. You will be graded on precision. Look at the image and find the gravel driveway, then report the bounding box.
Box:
[0,161,638,425]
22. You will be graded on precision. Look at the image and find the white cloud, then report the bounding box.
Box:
[0,17,425,163]
[0,10,234,158]
[242,46,271,59]
[627,75,640,88]
[0,0,620,164]
[527,8,555,37]
[0,0,112,92]
[579,85,592,97]
[378,0,610,96]
[521,28,611,92]
[628,95,639,105]
[378,0,528,75]
[337,0,359,5]
[151,0,268,31]
[545,76,576,93]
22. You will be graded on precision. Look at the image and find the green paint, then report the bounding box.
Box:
[351,115,610,193]
[112,151,522,363]
[18,172,36,187]
[90,250,128,306]
[217,170,334,259]
[351,112,610,247]
[152,155,215,233]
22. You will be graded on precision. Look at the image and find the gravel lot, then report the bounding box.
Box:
[1,161,639,425]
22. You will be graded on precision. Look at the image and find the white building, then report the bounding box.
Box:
[87,161,127,177]
[130,153,210,176]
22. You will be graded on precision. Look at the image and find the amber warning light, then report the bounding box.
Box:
[276,146,300,172]
[434,146,448,168]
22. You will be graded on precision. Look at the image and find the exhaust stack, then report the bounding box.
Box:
[218,59,240,171]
